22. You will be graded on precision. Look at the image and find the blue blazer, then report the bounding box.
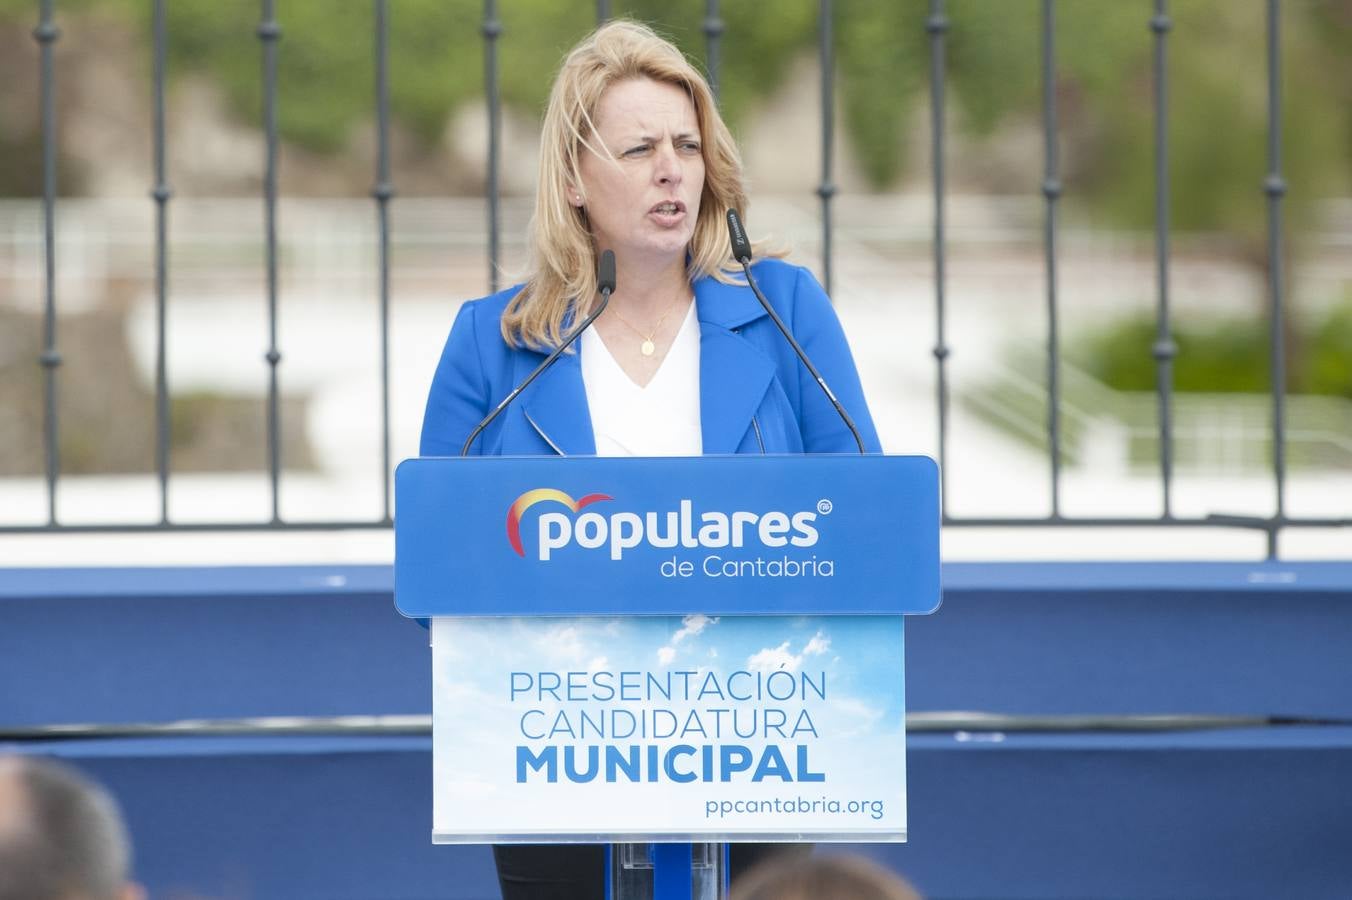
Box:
[419,258,881,457]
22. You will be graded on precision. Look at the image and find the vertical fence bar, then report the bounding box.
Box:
[1150,1,1176,518]
[817,0,835,296]
[152,0,172,524]
[1040,0,1063,516]
[596,0,610,25]
[482,0,501,294]
[927,1,950,514]
[1264,0,1287,558]
[34,0,61,526]
[258,1,283,523]
[373,0,394,523]
[703,0,723,103]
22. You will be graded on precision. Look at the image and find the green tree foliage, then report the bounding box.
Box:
[1,0,1347,219]
[837,0,930,186]
[936,0,1350,240]
[1073,298,1352,400]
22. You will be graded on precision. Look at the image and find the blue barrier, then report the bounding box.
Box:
[2,562,1350,899]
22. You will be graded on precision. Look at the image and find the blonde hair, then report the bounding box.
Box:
[502,19,751,349]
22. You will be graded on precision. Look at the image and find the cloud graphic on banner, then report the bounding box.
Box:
[748,641,796,671]
[675,614,717,641]
[534,623,590,663]
[433,655,515,704]
[803,632,831,657]
[657,614,720,666]
[747,630,831,673]
[826,694,891,738]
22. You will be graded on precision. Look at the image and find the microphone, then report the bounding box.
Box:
[725,209,866,454]
[460,249,616,456]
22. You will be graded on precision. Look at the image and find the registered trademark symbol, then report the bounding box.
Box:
[817,499,833,515]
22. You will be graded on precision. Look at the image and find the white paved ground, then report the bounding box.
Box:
[1,196,1346,565]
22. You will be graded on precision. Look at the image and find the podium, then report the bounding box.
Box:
[395,455,940,899]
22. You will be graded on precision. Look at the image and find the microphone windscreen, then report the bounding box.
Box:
[726,209,752,263]
[597,249,617,294]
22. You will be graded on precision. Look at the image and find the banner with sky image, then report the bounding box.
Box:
[432,613,906,843]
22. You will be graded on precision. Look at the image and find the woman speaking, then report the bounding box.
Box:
[420,18,880,899]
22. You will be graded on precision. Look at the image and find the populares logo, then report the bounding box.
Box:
[506,488,613,557]
[506,488,821,562]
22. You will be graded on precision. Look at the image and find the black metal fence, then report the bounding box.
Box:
[7,0,1347,558]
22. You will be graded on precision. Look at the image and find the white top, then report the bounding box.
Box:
[581,301,702,456]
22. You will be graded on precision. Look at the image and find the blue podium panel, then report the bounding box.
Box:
[396,455,940,618]
[431,615,908,843]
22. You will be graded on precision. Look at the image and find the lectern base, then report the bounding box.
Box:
[607,842,728,900]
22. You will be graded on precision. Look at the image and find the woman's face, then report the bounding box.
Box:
[575,77,706,270]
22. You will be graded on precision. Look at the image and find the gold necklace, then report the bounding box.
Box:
[609,295,686,357]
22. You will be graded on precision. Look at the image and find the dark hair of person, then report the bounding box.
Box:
[729,853,923,900]
[0,756,133,900]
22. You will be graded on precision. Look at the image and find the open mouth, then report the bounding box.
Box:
[649,200,686,216]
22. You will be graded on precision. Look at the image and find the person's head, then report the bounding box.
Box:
[0,756,144,900]
[503,19,750,348]
[730,853,923,900]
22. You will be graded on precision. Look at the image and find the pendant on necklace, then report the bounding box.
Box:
[640,339,656,357]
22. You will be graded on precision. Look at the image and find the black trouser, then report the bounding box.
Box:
[493,842,811,900]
